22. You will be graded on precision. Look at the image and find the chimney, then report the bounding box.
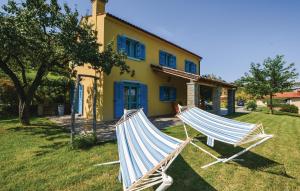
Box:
[91,0,107,16]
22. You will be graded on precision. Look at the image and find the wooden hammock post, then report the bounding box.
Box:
[92,77,97,137]
[70,76,80,145]
[70,74,100,145]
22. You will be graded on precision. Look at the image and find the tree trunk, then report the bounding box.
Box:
[19,99,30,125]
[269,94,274,114]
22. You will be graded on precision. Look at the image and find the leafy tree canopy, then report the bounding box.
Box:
[239,55,298,113]
[201,73,226,82]
[0,0,131,124]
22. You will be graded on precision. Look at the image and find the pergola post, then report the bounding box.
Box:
[70,74,100,145]
[92,78,97,137]
[212,86,221,115]
[227,88,236,114]
[187,81,200,107]
[70,76,80,144]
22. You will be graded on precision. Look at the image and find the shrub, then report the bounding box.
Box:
[0,79,18,116]
[245,100,257,111]
[35,77,71,105]
[279,104,299,114]
[221,100,227,108]
[265,98,286,107]
[72,133,97,149]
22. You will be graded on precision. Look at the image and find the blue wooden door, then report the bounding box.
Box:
[114,82,148,118]
[124,83,140,110]
[78,84,83,115]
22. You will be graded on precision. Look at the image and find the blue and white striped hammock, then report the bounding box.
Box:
[101,109,190,191]
[177,105,273,168]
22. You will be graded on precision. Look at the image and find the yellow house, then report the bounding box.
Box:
[75,0,236,121]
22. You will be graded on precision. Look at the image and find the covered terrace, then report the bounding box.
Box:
[151,64,237,115]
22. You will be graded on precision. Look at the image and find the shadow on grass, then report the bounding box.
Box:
[163,155,216,191]
[8,122,70,156]
[226,112,251,119]
[194,136,295,179]
[256,107,300,118]
[71,139,117,151]
[8,124,69,137]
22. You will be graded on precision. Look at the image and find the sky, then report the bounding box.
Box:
[1,0,299,82]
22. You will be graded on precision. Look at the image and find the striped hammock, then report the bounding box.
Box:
[115,109,190,191]
[177,105,273,168]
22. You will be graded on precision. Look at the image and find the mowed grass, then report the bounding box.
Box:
[1,112,300,191]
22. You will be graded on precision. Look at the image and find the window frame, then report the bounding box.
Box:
[159,50,176,69]
[185,60,197,74]
[160,86,176,102]
[117,35,146,61]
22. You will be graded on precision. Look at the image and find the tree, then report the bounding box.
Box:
[0,0,130,125]
[202,73,225,82]
[239,55,298,114]
[235,87,253,102]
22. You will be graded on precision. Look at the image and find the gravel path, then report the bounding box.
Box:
[48,115,183,142]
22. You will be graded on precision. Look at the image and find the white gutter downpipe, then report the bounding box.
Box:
[156,172,173,191]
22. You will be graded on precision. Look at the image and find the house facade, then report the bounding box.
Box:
[75,0,236,121]
[274,90,300,114]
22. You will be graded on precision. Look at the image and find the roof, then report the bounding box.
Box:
[274,91,300,99]
[151,64,237,88]
[86,13,202,59]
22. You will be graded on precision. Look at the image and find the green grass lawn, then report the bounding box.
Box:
[1,112,300,190]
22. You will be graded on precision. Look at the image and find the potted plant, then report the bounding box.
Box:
[56,95,65,116]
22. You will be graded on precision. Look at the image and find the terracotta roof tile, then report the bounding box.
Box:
[274,92,300,98]
[151,64,236,88]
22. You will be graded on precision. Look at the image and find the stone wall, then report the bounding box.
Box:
[212,87,221,115]
[227,89,235,114]
[187,82,200,107]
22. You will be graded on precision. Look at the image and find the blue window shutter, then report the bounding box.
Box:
[193,63,197,74]
[159,51,165,66]
[139,84,148,115]
[70,84,78,113]
[117,35,126,52]
[136,43,141,58]
[114,81,124,118]
[140,43,145,60]
[136,43,145,60]
[185,61,189,72]
[160,86,165,101]
[78,84,84,115]
[170,87,176,101]
[117,35,122,51]
[170,55,176,69]
[190,63,195,74]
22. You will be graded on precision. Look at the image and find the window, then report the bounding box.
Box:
[185,60,197,74]
[117,35,145,60]
[160,86,176,101]
[114,81,148,118]
[159,50,176,69]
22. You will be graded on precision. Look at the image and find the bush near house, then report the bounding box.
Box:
[0,76,72,116]
[221,100,227,108]
[245,100,257,111]
[279,104,299,114]
[265,98,286,107]
[0,79,18,116]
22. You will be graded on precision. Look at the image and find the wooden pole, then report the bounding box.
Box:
[92,78,97,139]
[70,76,80,145]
